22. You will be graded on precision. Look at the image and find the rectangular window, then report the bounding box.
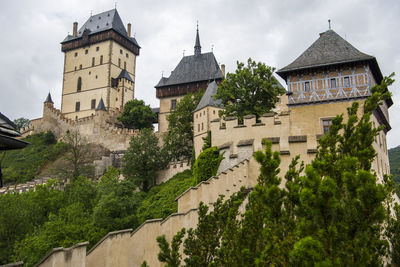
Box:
[96,46,99,51]
[126,53,129,58]
[120,49,123,54]
[100,55,103,64]
[79,64,82,69]
[201,123,204,130]
[198,124,200,132]
[330,78,336,88]
[344,76,350,87]
[92,57,95,66]
[75,102,80,112]
[171,99,177,110]
[118,58,121,67]
[304,81,310,92]
[124,62,127,69]
[91,99,96,109]
[74,52,78,57]
[85,49,88,54]
[322,119,332,134]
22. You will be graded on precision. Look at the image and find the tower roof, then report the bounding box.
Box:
[155,52,223,88]
[62,9,140,48]
[96,98,107,111]
[276,30,381,81]
[194,81,222,112]
[117,69,134,82]
[194,25,201,56]
[44,92,54,104]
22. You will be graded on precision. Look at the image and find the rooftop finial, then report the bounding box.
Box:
[211,44,214,52]
[194,21,201,56]
[90,10,93,17]
[115,2,117,9]
[183,49,186,57]
[328,19,331,30]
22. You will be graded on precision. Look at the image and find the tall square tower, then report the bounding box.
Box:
[60,9,140,119]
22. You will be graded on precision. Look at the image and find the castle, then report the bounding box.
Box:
[20,10,394,267]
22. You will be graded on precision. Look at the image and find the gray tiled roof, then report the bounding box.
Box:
[194,81,222,112]
[277,30,374,75]
[96,98,106,111]
[62,9,140,47]
[155,52,223,87]
[117,69,133,82]
[44,92,54,104]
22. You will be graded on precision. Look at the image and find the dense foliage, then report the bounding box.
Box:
[0,167,195,266]
[214,58,285,120]
[192,147,223,184]
[389,145,400,187]
[137,169,196,222]
[1,132,67,184]
[164,91,203,162]
[117,99,156,130]
[158,74,400,266]
[122,128,168,191]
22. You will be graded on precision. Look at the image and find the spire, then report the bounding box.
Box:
[44,92,54,104]
[194,22,201,56]
[96,98,107,111]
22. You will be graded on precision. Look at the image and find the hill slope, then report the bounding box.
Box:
[388,146,400,186]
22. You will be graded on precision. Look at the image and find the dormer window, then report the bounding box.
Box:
[304,81,310,92]
[330,78,336,88]
[344,76,350,87]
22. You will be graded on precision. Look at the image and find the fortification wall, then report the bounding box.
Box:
[36,242,88,267]
[23,103,136,151]
[82,158,256,267]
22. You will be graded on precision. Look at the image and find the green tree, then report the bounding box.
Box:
[13,117,30,131]
[163,91,203,162]
[214,58,285,120]
[118,99,156,129]
[192,147,223,184]
[93,167,144,232]
[122,128,168,191]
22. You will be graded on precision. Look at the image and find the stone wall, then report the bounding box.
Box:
[36,242,88,267]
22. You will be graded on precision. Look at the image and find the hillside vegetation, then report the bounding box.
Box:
[1,132,67,184]
[389,146,400,189]
[0,167,196,266]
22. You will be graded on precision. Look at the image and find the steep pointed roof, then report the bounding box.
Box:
[277,30,380,80]
[194,81,222,112]
[117,69,134,82]
[194,25,201,56]
[96,98,107,111]
[62,9,140,47]
[155,52,223,88]
[44,92,54,104]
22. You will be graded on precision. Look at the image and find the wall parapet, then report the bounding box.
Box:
[35,242,88,267]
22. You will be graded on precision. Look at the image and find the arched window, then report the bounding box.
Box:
[77,77,82,92]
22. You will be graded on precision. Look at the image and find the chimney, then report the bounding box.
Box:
[221,64,226,78]
[127,23,131,37]
[73,22,78,37]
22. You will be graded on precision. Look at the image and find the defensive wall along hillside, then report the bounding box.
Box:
[36,156,258,267]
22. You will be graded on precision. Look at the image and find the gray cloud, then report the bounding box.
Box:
[1,0,399,147]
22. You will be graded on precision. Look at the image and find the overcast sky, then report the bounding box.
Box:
[1,0,399,147]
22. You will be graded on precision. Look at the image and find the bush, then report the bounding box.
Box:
[193,147,223,184]
[1,132,67,184]
[137,169,196,222]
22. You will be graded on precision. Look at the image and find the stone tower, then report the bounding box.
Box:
[60,9,140,119]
